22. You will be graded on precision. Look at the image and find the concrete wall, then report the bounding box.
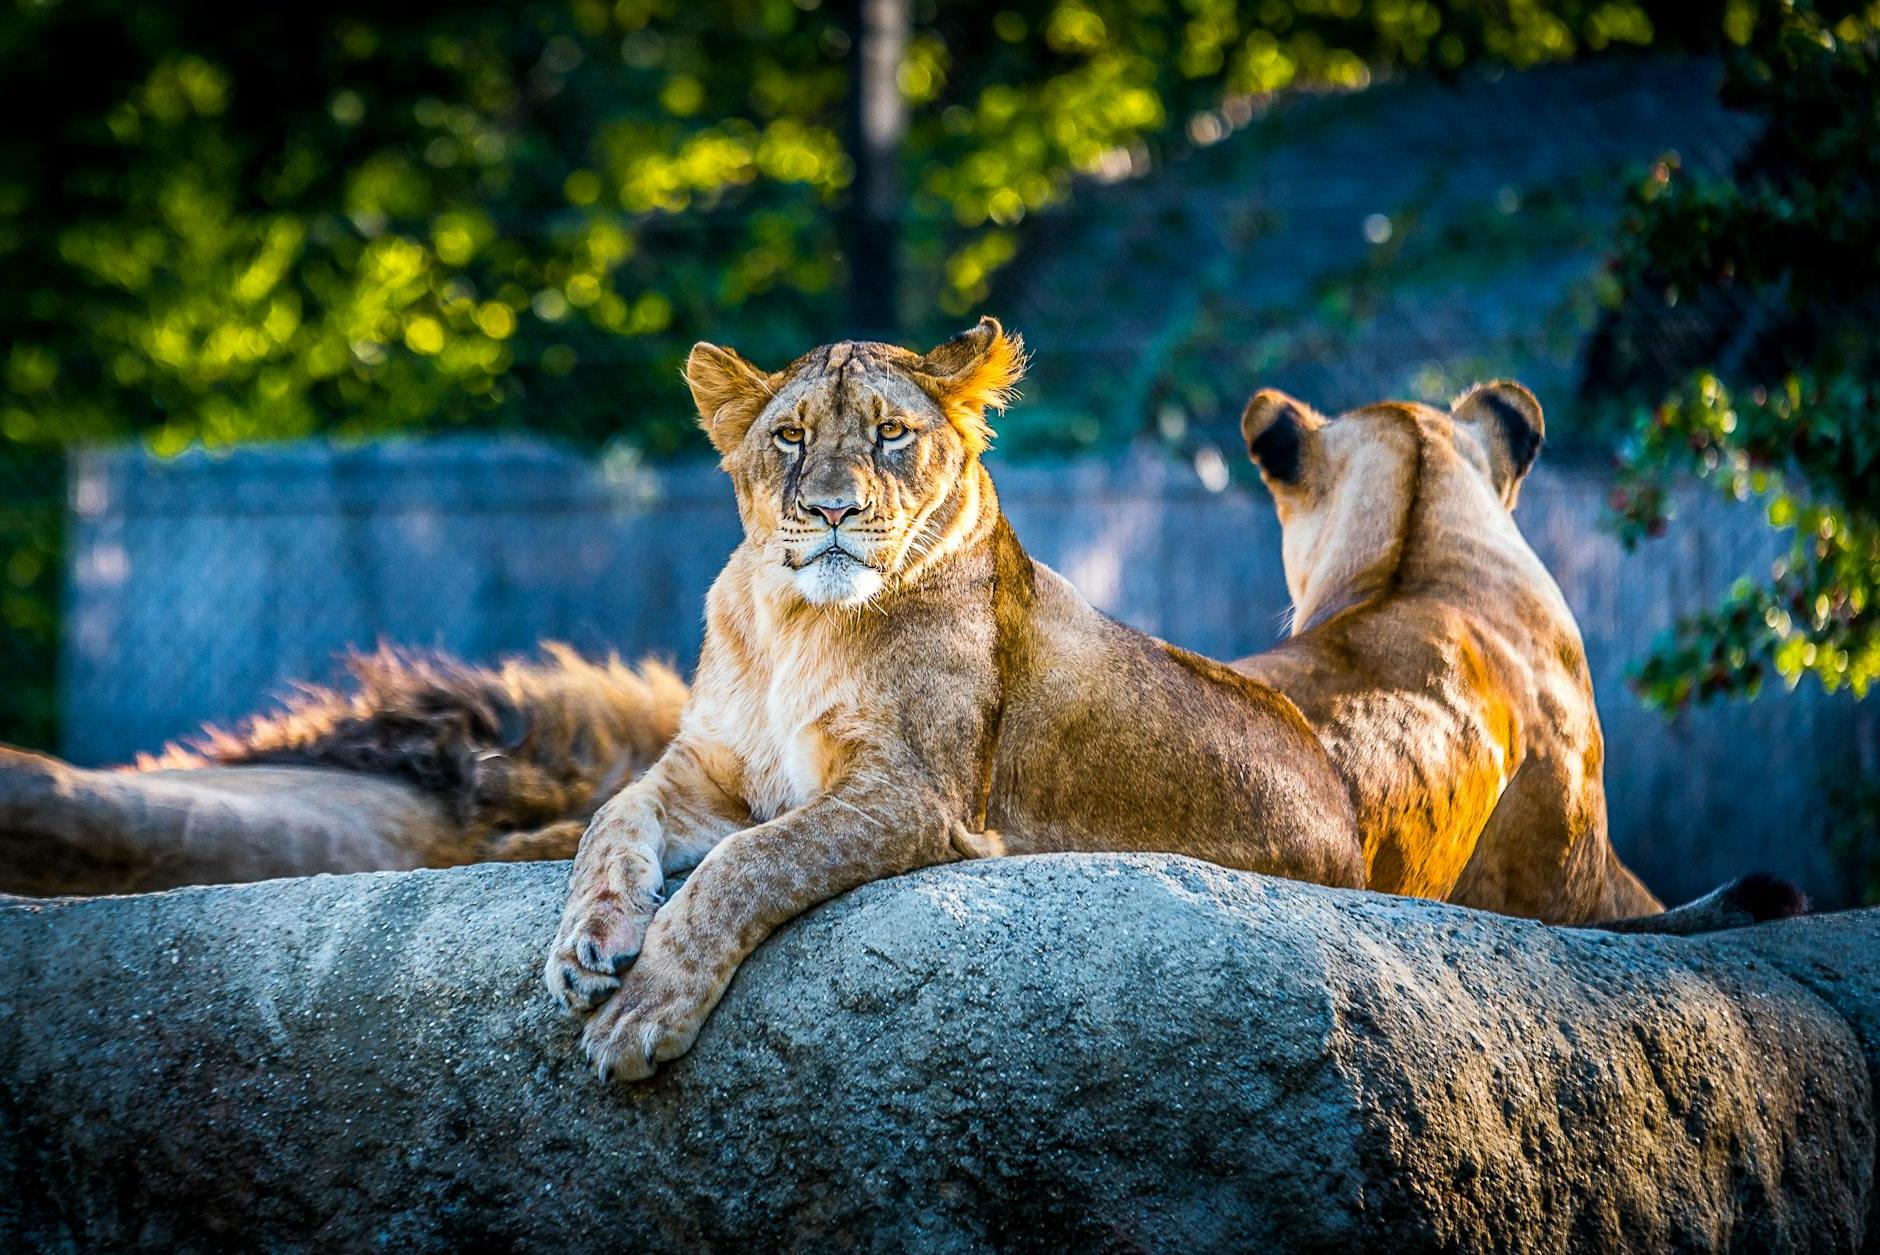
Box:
[63,438,1875,904]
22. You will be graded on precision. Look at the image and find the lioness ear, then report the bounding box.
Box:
[914,316,1026,456]
[1240,388,1319,485]
[686,342,778,455]
[1452,380,1544,501]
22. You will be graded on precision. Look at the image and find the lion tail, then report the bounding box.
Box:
[1595,873,1810,937]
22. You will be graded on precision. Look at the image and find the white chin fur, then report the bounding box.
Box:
[794,554,884,606]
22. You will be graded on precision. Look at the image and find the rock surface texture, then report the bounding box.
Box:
[2,854,1876,1252]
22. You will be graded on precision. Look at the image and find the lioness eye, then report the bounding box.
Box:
[774,425,805,448]
[876,420,908,443]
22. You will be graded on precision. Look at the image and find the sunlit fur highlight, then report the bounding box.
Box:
[922,323,1026,454]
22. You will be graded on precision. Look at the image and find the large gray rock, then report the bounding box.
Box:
[1,855,1874,1251]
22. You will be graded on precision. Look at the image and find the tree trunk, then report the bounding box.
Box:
[844,0,908,339]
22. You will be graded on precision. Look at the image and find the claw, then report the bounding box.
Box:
[548,957,621,1015]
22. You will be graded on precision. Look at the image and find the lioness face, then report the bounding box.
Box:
[683,319,1025,607]
[732,348,965,607]
[1240,381,1546,629]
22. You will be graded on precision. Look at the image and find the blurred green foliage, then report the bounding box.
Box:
[0,0,1739,748]
[0,0,1681,457]
[1600,0,1879,896]
[1606,2,1880,707]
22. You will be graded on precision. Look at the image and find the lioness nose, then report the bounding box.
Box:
[805,499,865,528]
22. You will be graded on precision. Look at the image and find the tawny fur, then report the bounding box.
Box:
[1233,384,1660,925]
[148,644,686,842]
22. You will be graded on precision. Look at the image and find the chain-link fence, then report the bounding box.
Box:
[998,56,1765,458]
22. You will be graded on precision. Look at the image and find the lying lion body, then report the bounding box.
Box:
[0,647,685,896]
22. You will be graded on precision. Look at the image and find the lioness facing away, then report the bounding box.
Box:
[1231,384,1660,922]
[1227,385,1799,935]
[544,320,1369,1080]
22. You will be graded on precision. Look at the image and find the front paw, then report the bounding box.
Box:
[544,846,666,1014]
[581,951,718,1083]
[545,888,663,1013]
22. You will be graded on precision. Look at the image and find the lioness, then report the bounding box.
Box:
[543,320,1369,1079]
[1231,384,1661,923]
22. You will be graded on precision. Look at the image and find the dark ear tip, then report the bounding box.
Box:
[1461,381,1544,482]
[1472,380,1544,436]
[1240,389,1298,444]
[1242,389,1307,484]
[956,315,1005,348]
